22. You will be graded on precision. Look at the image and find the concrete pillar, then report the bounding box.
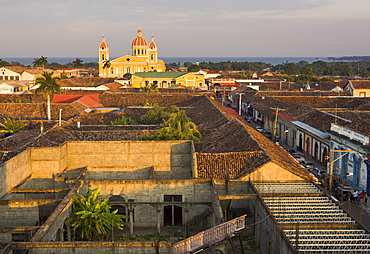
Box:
[67,224,71,241]
[129,209,134,235]
[156,208,161,235]
[59,228,64,242]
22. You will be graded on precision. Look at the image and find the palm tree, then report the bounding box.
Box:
[0,118,26,135]
[72,58,84,69]
[66,185,127,241]
[33,56,48,68]
[35,72,61,120]
[102,60,111,77]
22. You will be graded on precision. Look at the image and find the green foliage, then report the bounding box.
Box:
[139,101,158,107]
[65,185,128,241]
[187,64,201,72]
[0,118,26,134]
[35,72,61,120]
[72,58,84,69]
[320,76,335,82]
[35,72,61,98]
[242,70,251,78]
[100,116,137,125]
[140,104,180,124]
[32,56,48,68]
[140,82,159,93]
[116,234,170,242]
[139,110,202,142]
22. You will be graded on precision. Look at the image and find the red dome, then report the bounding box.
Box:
[99,36,108,49]
[132,37,148,47]
[99,41,108,49]
[131,29,148,47]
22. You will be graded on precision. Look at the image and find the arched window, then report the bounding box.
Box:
[151,54,154,61]
[142,49,144,54]
[102,54,105,61]
[127,66,131,73]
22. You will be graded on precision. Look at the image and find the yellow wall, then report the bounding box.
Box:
[131,73,206,89]
[353,89,370,97]
[240,161,306,182]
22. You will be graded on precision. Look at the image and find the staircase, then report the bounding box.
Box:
[253,182,370,253]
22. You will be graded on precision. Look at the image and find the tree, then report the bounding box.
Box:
[140,82,159,93]
[140,104,180,124]
[33,56,48,68]
[102,60,111,77]
[35,72,61,120]
[187,64,200,72]
[242,70,251,78]
[72,58,84,69]
[0,118,26,135]
[139,110,202,142]
[66,185,127,241]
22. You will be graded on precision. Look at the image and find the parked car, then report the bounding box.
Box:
[300,160,313,170]
[263,131,272,139]
[256,126,264,132]
[291,153,305,163]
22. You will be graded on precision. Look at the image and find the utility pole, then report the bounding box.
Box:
[270,107,286,141]
[328,149,354,197]
[237,93,245,116]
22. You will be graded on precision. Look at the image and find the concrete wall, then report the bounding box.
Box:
[0,150,31,198]
[66,141,193,179]
[30,144,67,178]
[83,179,213,228]
[0,206,39,227]
[242,162,304,182]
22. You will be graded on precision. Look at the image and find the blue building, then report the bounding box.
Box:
[328,123,370,194]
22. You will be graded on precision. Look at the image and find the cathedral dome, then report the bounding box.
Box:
[131,29,148,47]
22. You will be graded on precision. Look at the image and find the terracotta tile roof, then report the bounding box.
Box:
[0,103,84,120]
[196,151,267,178]
[58,77,115,87]
[1,66,27,74]
[272,96,341,108]
[348,80,370,89]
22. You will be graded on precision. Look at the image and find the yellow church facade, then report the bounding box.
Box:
[131,72,206,90]
[98,29,166,78]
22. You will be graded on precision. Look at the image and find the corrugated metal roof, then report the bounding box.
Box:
[292,121,329,138]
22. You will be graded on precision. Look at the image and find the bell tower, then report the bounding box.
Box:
[99,35,110,64]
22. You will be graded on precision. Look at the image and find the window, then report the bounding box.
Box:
[15,76,19,80]
[102,54,105,61]
[151,54,154,61]
[164,195,182,202]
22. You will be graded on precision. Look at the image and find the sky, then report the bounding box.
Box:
[1,0,370,58]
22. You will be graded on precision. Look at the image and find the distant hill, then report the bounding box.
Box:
[328,56,370,61]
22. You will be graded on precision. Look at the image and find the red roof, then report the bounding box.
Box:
[224,107,241,118]
[278,111,296,122]
[52,94,102,108]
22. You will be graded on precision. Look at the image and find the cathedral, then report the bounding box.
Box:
[98,29,166,77]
